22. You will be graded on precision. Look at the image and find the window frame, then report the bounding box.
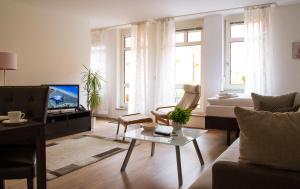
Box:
[175,28,202,103]
[120,29,131,108]
[224,15,245,91]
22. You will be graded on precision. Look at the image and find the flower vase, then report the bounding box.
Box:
[172,122,183,131]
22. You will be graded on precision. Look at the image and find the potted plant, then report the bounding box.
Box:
[82,65,104,128]
[169,107,191,131]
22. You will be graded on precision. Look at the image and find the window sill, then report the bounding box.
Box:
[115,107,127,111]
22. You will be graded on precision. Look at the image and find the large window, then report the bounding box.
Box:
[175,29,202,103]
[120,32,133,107]
[224,17,245,91]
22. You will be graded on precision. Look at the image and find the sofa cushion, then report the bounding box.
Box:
[251,92,297,112]
[294,93,300,106]
[234,107,300,172]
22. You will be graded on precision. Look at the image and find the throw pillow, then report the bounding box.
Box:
[251,92,297,112]
[294,93,300,107]
[234,107,300,171]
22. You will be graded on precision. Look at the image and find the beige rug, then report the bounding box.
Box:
[46,135,130,180]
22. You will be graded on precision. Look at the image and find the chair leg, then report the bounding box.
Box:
[116,121,120,135]
[0,180,4,189]
[27,177,34,189]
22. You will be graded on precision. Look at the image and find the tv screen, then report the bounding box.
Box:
[48,85,79,110]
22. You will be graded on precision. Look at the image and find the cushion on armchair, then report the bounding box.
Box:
[234,107,300,172]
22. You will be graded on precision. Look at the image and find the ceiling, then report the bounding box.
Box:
[15,0,294,28]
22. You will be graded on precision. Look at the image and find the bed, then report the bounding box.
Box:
[205,95,253,145]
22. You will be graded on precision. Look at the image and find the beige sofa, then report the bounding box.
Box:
[190,93,300,189]
[189,139,300,189]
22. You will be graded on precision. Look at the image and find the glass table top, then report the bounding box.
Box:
[123,125,207,146]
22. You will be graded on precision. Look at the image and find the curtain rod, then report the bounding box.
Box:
[173,2,275,18]
[91,2,276,31]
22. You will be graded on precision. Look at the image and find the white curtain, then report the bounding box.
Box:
[90,29,118,115]
[244,7,271,95]
[128,19,176,114]
[155,18,176,107]
[128,23,152,114]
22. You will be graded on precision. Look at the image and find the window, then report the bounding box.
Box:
[224,17,245,91]
[175,29,202,103]
[120,31,133,108]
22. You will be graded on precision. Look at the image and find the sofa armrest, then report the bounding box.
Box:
[212,161,300,189]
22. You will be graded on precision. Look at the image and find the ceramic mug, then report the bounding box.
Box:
[8,111,25,122]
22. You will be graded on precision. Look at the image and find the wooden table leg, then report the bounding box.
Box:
[121,139,136,172]
[116,121,120,135]
[175,146,183,186]
[36,127,46,189]
[193,139,204,165]
[151,142,155,156]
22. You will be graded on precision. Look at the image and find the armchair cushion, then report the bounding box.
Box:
[183,84,201,94]
[177,85,201,110]
[151,110,168,118]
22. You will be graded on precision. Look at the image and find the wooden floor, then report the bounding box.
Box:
[6,119,229,189]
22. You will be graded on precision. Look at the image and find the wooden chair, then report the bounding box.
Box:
[151,84,201,125]
[0,86,49,189]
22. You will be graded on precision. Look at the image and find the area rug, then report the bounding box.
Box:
[46,135,131,180]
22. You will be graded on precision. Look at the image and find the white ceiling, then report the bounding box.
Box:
[15,0,294,28]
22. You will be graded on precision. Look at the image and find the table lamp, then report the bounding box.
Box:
[0,52,17,85]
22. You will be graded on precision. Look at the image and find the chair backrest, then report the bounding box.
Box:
[176,84,201,110]
[0,86,49,123]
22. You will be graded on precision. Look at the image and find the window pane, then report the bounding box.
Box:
[176,32,184,43]
[175,45,201,85]
[188,30,201,42]
[125,37,132,48]
[124,87,129,104]
[124,50,133,84]
[175,88,184,104]
[230,23,244,38]
[230,42,245,85]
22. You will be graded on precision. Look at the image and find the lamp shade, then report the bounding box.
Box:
[0,52,17,70]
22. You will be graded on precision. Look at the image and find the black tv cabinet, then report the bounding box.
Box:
[45,110,91,139]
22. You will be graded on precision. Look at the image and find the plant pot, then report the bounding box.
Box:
[172,122,183,131]
[91,116,96,130]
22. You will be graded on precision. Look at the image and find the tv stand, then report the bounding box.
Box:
[45,110,91,139]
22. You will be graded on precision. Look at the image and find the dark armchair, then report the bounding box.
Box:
[0,86,49,189]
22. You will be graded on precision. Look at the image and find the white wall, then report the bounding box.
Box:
[269,4,300,94]
[202,15,224,108]
[0,0,91,106]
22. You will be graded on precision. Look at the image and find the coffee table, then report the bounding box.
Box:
[120,125,207,186]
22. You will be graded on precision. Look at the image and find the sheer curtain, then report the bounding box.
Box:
[90,29,118,115]
[155,18,176,107]
[128,22,153,114]
[128,19,176,114]
[244,7,271,95]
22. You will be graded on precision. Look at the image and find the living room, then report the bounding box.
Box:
[0,0,300,189]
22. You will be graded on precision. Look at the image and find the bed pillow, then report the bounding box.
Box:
[251,92,297,112]
[234,107,300,171]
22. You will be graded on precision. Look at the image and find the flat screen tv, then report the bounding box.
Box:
[47,84,79,110]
